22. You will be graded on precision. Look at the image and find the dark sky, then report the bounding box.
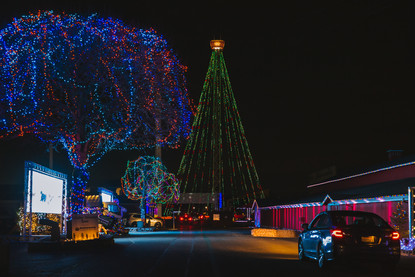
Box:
[0,0,413,200]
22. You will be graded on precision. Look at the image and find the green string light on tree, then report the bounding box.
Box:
[121,156,180,205]
[390,201,408,238]
[177,40,265,209]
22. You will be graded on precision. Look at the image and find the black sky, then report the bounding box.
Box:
[0,0,413,200]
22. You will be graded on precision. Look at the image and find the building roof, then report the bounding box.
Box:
[328,177,412,201]
[307,155,415,193]
[311,154,415,187]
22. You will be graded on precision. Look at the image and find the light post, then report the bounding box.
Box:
[172,211,180,230]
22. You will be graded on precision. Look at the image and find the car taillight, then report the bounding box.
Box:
[331,229,343,238]
[392,231,400,240]
[199,215,203,219]
[180,217,184,221]
[188,217,193,221]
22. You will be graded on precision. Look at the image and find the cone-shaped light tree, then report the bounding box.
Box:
[177,40,264,209]
[0,11,192,214]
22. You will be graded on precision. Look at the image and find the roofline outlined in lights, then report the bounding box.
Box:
[307,160,415,188]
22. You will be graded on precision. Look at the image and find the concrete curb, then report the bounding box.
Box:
[251,228,298,238]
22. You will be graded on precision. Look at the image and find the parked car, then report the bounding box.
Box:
[127,213,164,229]
[233,211,246,221]
[177,213,195,225]
[298,211,400,270]
[176,212,210,225]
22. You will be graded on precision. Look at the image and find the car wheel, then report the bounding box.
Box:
[298,240,307,261]
[155,222,161,230]
[317,243,327,269]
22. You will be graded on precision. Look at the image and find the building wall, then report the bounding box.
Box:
[260,200,406,231]
[260,205,327,230]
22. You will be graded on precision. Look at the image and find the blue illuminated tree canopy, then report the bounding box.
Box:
[0,11,192,214]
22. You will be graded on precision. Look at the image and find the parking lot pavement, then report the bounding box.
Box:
[5,229,415,277]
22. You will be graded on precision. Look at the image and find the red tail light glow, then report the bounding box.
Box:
[392,232,400,240]
[331,229,343,238]
[188,217,193,221]
[180,217,184,221]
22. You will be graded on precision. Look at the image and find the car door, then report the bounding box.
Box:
[130,214,140,226]
[308,214,330,258]
[302,215,322,256]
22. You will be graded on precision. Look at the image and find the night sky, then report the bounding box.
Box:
[0,1,413,201]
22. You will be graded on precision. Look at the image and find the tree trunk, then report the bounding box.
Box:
[71,166,89,215]
[140,184,147,226]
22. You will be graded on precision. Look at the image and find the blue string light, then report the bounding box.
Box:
[0,11,192,214]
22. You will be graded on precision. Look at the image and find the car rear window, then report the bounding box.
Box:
[331,213,388,228]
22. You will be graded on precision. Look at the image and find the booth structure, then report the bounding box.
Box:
[23,161,68,239]
[254,155,415,241]
[83,187,127,237]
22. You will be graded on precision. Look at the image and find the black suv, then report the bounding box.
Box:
[298,211,400,270]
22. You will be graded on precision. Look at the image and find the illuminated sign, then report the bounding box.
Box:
[25,162,67,214]
[23,161,68,237]
[26,171,64,214]
[71,214,99,241]
[178,193,219,204]
[99,187,113,203]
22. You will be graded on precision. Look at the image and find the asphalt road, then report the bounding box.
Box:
[6,228,415,276]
